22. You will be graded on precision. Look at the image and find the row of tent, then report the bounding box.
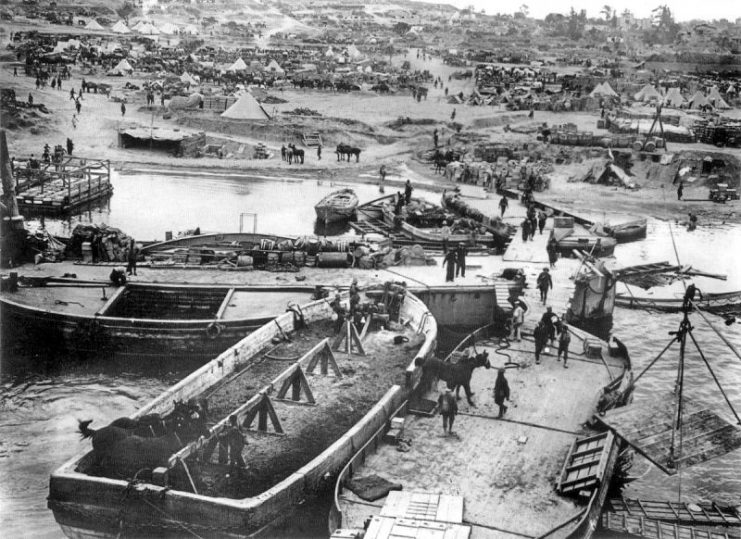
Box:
[83,19,200,36]
[590,81,733,109]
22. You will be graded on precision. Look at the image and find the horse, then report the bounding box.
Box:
[336,143,361,163]
[286,146,294,164]
[415,351,491,406]
[288,144,304,164]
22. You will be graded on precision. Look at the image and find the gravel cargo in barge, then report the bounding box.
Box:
[47,290,437,538]
[0,279,314,361]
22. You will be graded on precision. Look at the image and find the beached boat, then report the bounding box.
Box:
[0,279,314,360]
[374,196,497,247]
[48,289,437,538]
[553,217,617,257]
[314,188,359,223]
[591,218,648,243]
[330,323,633,539]
[615,289,741,314]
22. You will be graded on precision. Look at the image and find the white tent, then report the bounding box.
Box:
[590,82,618,98]
[110,58,134,75]
[688,91,710,109]
[634,84,662,102]
[159,22,179,35]
[85,19,104,31]
[227,57,248,72]
[182,24,200,35]
[131,20,148,31]
[345,44,362,60]
[111,21,131,34]
[266,59,284,75]
[221,92,270,120]
[137,22,160,35]
[180,72,198,85]
[663,87,685,107]
[325,46,334,58]
[707,86,730,109]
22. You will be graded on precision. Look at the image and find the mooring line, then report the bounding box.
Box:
[457,412,578,435]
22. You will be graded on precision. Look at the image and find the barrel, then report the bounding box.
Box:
[81,241,93,262]
[644,140,656,152]
[293,251,306,266]
[236,255,253,267]
[306,239,321,255]
[632,140,644,152]
[267,252,280,264]
[316,252,350,268]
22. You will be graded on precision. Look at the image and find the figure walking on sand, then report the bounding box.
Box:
[379,165,387,193]
[121,102,126,117]
[499,195,508,217]
[494,368,510,418]
[438,388,458,435]
[557,326,571,368]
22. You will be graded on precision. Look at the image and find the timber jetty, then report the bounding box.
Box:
[14,156,112,214]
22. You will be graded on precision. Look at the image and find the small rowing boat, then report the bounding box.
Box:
[314,188,359,223]
[615,290,741,314]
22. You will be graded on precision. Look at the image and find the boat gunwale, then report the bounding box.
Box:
[140,232,292,255]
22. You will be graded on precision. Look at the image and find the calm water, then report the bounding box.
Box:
[3,171,741,537]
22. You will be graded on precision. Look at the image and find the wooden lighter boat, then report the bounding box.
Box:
[330,323,633,539]
[553,221,617,257]
[615,289,741,314]
[0,280,314,361]
[314,188,359,223]
[48,291,437,538]
[376,196,495,247]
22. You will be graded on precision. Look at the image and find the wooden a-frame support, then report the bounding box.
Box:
[241,391,284,434]
[276,365,316,404]
[332,319,366,356]
[306,338,343,377]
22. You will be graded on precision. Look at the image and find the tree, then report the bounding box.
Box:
[115,2,136,26]
[601,5,612,21]
[393,22,411,35]
[519,4,529,17]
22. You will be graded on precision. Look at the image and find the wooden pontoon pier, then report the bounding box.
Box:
[15,156,112,214]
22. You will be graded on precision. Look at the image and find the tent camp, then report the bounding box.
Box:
[707,86,730,109]
[111,21,131,34]
[590,82,618,98]
[266,59,285,75]
[663,87,685,107]
[182,24,200,35]
[109,58,134,75]
[221,92,270,120]
[227,58,248,72]
[634,84,662,102]
[85,19,104,31]
[159,22,179,35]
[688,91,710,109]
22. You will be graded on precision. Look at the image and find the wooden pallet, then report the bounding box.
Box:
[557,431,614,495]
[303,131,322,147]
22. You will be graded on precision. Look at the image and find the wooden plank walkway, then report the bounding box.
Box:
[606,498,741,527]
[502,220,551,263]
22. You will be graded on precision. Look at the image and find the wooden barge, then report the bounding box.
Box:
[0,280,314,360]
[14,156,113,214]
[48,289,438,538]
[331,322,633,539]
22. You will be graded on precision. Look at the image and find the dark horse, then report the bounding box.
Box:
[416,351,491,406]
[336,143,361,163]
[78,401,209,477]
[288,143,304,164]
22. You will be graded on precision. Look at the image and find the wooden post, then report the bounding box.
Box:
[332,319,366,356]
[178,458,199,494]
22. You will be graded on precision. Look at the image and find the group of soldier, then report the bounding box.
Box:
[441,243,468,282]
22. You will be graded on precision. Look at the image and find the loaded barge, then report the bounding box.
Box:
[47,288,437,538]
[331,322,633,539]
